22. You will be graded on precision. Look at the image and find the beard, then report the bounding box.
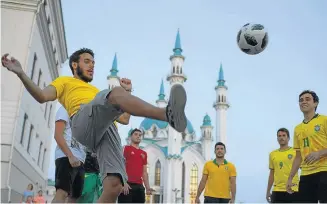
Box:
[216,154,224,158]
[77,65,92,82]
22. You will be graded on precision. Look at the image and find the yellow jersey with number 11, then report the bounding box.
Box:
[293,114,327,176]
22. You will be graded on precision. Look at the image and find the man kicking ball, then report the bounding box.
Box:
[1,48,187,203]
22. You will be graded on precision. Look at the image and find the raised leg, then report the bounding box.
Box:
[108,84,187,132]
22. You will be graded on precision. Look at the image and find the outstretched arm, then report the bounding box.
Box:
[2,54,57,103]
[18,72,57,103]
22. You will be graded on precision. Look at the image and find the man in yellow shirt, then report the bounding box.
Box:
[1,49,187,203]
[266,128,299,203]
[287,90,327,203]
[195,142,236,203]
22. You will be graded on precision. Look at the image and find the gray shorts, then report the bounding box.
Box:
[70,89,127,183]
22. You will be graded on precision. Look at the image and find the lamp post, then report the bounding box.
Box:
[172,188,180,203]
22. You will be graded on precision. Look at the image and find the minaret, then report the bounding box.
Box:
[201,114,214,161]
[164,30,185,203]
[167,29,187,87]
[213,63,230,144]
[156,79,167,108]
[107,53,120,90]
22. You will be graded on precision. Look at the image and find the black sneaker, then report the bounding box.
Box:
[166,84,187,133]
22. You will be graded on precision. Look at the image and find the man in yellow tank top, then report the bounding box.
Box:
[1,49,187,203]
[266,128,299,203]
[287,90,327,203]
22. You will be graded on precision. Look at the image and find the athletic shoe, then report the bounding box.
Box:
[166,84,187,133]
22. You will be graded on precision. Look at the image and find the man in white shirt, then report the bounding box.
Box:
[52,106,86,203]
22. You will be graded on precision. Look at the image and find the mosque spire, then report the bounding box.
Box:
[109,53,118,77]
[173,29,183,56]
[158,79,165,100]
[156,79,167,107]
[217,63,225,86]
[167,29,186,86]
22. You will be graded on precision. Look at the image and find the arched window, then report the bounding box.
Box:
[155,160,161,186]
[190,164,198,203]
[173,66,176,74]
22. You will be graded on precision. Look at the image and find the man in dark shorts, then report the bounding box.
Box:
[118,128,154,203]
[287,90,327,203]
[52,106,86,203]
[77,151,102,203]
[2,49,187,203]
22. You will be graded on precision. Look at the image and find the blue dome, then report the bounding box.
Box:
[202,114,212,126]
[139,118,195,134]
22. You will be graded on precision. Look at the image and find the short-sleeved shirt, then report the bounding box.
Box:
[293,114,327,176]
[123,145,147,184]
[54,106,86,163]
[203,159,236,199]
[269,147,299,192]
[50,76,100,117]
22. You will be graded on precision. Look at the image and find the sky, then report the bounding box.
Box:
[48,0,327,202]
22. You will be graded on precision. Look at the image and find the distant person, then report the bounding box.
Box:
[118,128,154,203]
[266,128,299,203]
[34,190,46,204]
[21,184,34,203]
[52,106,86,203]
[77,151,103,203]
[287,90,327,203]
[195,142,236,203]
[22,195,33,204]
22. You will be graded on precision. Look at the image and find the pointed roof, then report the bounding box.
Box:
[173,29,183,56]
[158,79,165,100]
[217,63,225,86]
[109,53,118,77]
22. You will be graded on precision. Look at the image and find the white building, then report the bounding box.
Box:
[109,30,230,203]
[1,0,68,202]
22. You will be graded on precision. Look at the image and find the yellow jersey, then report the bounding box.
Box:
[293,114,327,176]
[269,147,299,192]
[50,76,100,117]
[203,159,236,199]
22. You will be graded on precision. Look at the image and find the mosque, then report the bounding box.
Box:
[107,30,230,203]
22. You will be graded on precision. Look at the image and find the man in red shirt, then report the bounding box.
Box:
[118,128,154,203]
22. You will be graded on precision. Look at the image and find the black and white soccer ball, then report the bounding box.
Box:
[237,23,268,55]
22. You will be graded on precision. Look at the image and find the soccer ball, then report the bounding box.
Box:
[237,23,268,55]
